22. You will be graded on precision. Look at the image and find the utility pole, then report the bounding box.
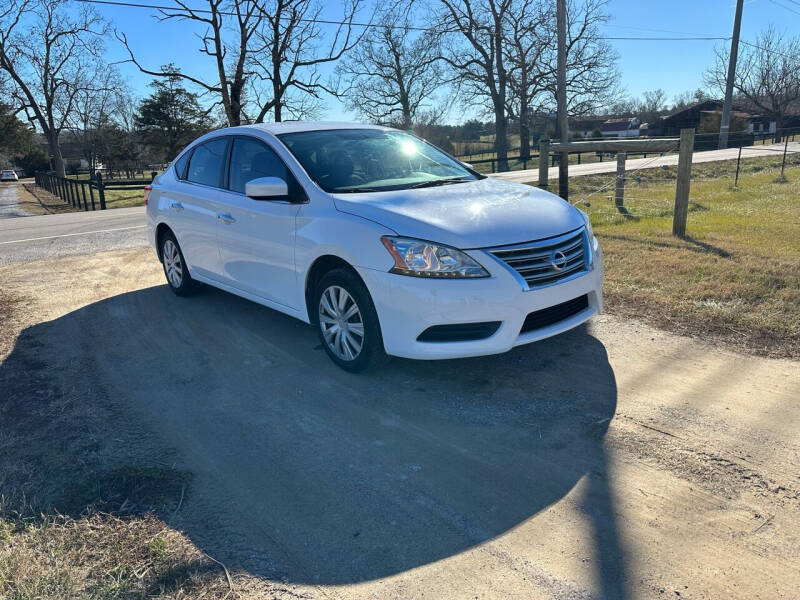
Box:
[719,0,744,149]
[556,0,569,200]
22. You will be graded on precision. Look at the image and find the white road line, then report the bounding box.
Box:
[0,225,146,245]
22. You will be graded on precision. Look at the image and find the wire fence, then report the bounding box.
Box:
[456,127,800,174]
[566,129,800,228]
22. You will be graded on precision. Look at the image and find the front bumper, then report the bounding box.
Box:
[357,244,603,360]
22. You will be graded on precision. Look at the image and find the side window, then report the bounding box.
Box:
[187,138,228,187]
[228,137,288,194]
[174,151,191,180]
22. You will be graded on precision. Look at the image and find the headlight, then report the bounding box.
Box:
[578,209,599,258]
[381,236,490,278]
[578,209,594,240]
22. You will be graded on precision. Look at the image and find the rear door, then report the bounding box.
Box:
[215,136,302,309]
[167,137,229,280]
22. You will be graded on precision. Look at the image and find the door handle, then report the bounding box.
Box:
[170,202,184,211]
[217,213,236,224]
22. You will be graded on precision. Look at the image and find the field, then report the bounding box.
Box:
[63,173,156,209]
[563,153,800,358]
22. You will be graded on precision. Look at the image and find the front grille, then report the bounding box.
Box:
[417,321,501,343]
[520,295,589,334]
[488,228,588,289]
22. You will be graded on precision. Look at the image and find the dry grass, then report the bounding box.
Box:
[13,183,79,215]
[0,287,283,600]
[565,153,800,359]
[0,509,237,599]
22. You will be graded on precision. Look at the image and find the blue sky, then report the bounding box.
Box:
[94,0,800,122]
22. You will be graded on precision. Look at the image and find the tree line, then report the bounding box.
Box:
[1,0,799,177]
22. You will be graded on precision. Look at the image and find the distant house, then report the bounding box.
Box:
[661,100,729,136]
[660,99,775,136]
[600,117,640,138]
[569,118,604,138]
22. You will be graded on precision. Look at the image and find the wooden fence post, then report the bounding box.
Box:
[80,180,88,210]
[538,138,550,189]
[615,151,627,209]
[672,128,695,237]
[96,172,107,210]
[89,179,96,210]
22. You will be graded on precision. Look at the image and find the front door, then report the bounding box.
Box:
[216,136,301,309]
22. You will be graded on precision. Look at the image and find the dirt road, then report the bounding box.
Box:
[1,247,798,599]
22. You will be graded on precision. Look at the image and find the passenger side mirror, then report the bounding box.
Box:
[246,176,289,201]
[461,161,474,170]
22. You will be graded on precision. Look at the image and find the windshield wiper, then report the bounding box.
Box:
[334,186,384,193]
[406,177,473,189]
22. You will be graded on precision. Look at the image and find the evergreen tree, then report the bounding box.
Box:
[134,67,207,162]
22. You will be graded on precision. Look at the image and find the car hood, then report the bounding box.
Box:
[331,177,585,249]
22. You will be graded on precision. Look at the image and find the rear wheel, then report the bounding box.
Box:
[160,231,199,296]
[314,268,388,372]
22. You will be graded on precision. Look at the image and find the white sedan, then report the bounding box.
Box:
[1,170,19,182]
[146,122,603,371]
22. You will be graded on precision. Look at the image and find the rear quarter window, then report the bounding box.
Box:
[174,152,191,180]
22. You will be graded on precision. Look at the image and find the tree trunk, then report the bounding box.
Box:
[229,78,244,126]
[773,116,783,143]
[494,103,509,172]
[519,99,531,161]
[46,131,66,177]
[273,77,282,122]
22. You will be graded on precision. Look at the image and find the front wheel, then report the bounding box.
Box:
[314,269,388,372]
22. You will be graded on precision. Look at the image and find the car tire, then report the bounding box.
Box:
[160,231,200,297]
[314,268,389,372]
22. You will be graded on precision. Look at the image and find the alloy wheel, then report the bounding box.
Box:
[318,285,364,361]
[163,239,183,288]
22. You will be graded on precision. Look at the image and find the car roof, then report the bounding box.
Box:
[228,122,393,136]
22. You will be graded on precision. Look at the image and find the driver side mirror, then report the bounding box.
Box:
[246,176,289,201]
[460,161,474,170]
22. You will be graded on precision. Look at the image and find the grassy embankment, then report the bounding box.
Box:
[545,153,800,358]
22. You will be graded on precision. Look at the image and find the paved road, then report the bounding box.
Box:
[0,206,147,266]
[0,182,32,219]
[491,140,800,183]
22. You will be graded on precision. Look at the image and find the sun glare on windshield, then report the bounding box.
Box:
[400,139,418,156]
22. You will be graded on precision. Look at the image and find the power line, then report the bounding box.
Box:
[739,39,797,60]
[74,0,729,39]
[768,0,800,15]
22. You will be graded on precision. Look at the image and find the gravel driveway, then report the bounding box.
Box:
[0,182,31,219]
[1,246,798,599]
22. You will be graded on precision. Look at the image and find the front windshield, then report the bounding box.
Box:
[277,128,481,193]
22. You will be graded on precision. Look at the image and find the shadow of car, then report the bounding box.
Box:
[0,283,621,591]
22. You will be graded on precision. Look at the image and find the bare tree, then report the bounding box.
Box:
[706,27,800,142]
[671,88,712,112]
[336,9,444,128]
[65,64,130,174]
[0,0,107,176]
[119,0,262,127]
[249,0,366,122]
[543,0,620,121]
[119,0,365,125]
[437,0,514,171]
[503,0,552,159]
